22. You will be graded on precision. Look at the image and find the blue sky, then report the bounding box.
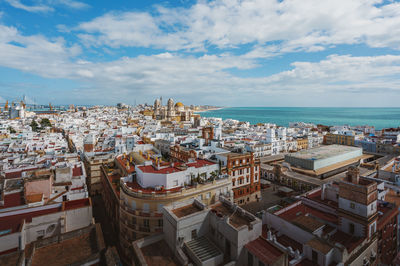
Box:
[1,0,400,107]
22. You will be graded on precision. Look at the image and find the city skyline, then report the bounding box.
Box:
[1,0,400,106]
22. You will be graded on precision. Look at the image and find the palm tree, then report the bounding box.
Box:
[210,170,218,181]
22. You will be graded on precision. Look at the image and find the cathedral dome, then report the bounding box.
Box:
[175,102,184,108]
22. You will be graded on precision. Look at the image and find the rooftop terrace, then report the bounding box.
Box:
[141,239,178,266]
[172,203,203,218]
[211,201,255,229]
[287,145,361,161]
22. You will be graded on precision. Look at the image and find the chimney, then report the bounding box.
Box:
[346,167,360,184]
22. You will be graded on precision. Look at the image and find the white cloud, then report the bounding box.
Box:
[1,21,400,105]
[0,24,81,78]
[5,0,54,13]
[53,0,89,9]
[74,0,400,54]
[5,0,89,13]
[2,0,400,107]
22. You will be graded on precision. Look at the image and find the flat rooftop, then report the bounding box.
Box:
[276,202,337,224]
[246,237,284,265]
[211,202,254,229]
[172,203,203,218]
[31,231,97,266]
[141,240,178,266]
[0,251,22,266]
[286,145,361,161]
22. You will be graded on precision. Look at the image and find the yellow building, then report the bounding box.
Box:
[153,98,193,121]
[324,133,355,146]
[110,155,232,262]
[296,138,308,150]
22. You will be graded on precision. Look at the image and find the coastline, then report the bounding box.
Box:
[194,107,225,113]
[196,107,400,130]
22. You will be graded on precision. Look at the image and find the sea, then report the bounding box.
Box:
[198,107,400,130]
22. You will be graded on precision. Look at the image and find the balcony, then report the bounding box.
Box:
[139,226,150,233]
[120,202,163,218]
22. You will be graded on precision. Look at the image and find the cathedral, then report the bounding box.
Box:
[153,98,193,122]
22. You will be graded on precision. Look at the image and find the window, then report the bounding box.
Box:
[349,223,355,235]
[350,202,355,209]
[206,192,211,199]
[132,217,137,224]
[312,250,318,262]
[173,180,178,186]
[143,219,149,228]
[370,223,376,236]
[247,168,249,173]
[248,252,253,266]
[232,180,235,187]
[246,177,249,183]
[158,219,163,227]
[191,229,197,239]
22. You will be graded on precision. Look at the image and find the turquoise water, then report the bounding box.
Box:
[199,107,400,130]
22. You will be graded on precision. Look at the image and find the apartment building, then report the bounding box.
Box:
[105,154,232,262]
[132,196,262,265]
[216,152,261,205]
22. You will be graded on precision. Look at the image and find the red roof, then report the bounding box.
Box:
[5,171,22,179]
[72,166,83,177]
[63,198,91,211]
[330,230,364,253]
[278,202,337,224]
[0,192,24,210]
[186,159,215,168]
[0,205,61,234]
[0,198,91,235]
[245,237,283,265]
[306,189,338,209]
[137,159,215,174]
[137,165,182,174]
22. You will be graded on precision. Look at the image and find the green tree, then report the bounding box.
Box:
[210,170,218,181]
[40,118,52,128]
[8,126,16,134]
[30,120,39,131]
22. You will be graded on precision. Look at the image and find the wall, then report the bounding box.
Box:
[0,232,20,253]
[23,205,92,244]
[338,197,376,218]
[338,217,364,237]
[263,212,314,245]
[65,205,93,232]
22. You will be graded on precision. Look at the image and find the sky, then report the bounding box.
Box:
[1,0,400,107]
